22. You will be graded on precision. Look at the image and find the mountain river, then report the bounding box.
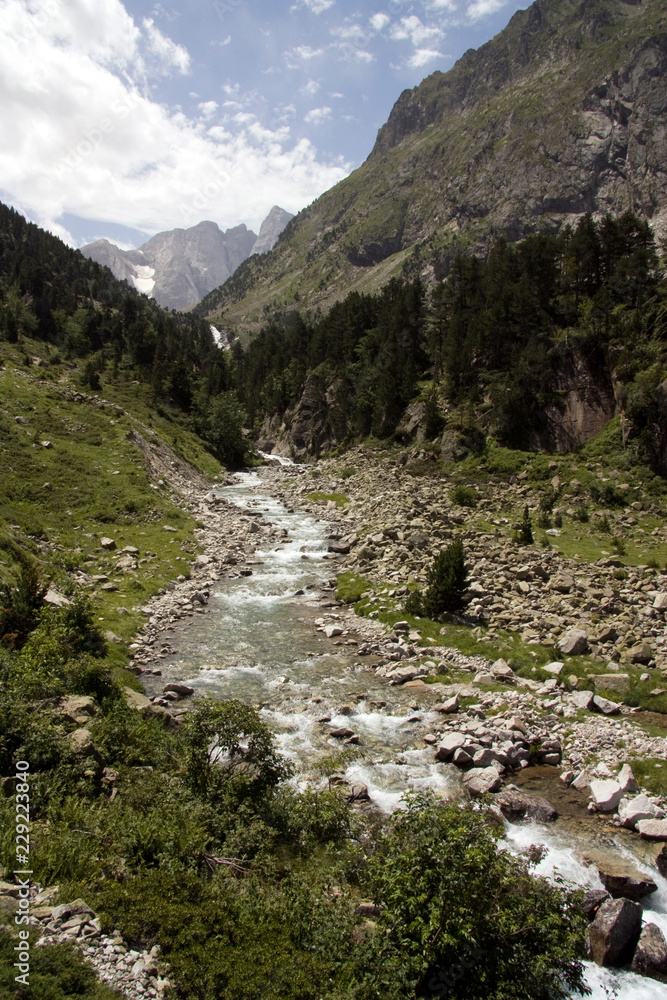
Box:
[155,468,667,999]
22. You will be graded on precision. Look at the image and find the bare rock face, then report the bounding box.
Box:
[251,206,294,255]
[81,206,292,311]
[631,922,667,982]
[588,898,642,967]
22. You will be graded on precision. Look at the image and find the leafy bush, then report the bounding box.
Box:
[352,793,588,1000]
[0,928,121,999]
[450,484,478,507]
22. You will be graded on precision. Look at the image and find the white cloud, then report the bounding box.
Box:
[391,15,444,47]
[285,44,325,68]
[329,24,375,63]
[142,17,190,74]
[427,0,458,10]
[304,106,332,124]
[212,35,232,47]
[0,0,350,237]
[467,0,507,19]
[198,100,218,118]
[408,47,444,67]
[290,0,335,13]
[369,12,390,32]
[301,79,320,96]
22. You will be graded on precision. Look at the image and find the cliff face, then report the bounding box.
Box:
[81,207,293,312]
[196,0,667,334]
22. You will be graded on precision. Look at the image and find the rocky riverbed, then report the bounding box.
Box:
[26,448,667,995]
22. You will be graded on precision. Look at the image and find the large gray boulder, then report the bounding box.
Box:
[494,785,558,823]
[631,922,667,981]
[637,819,667,841]
[588,898,642,966]
[463,767,502,795]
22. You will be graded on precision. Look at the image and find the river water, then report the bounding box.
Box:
[163,469,667,999]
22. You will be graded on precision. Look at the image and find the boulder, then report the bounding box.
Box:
[582,889,610,920]
[463,766,502,795]
[543,661,565,676]
[599,870,657,902]
[617,764,639,794]
[558,629,589,656]
[569,690,595,711]
[571,769,591,791]
[100,537,116,550]
[636,819,667,841]
[631,922,667,981]
[490,658,515,682]
[588,898,642,966]
[56,695,97,725]
[324,625,344,638]
[590,673,630,693]
[435,732,467,762]
[657,845,667,878]
[330,727,354,739]
[66,728,103,763]
[51,899,95,922]
[653,594,667,611]
[495,785,558,823]
[434,695,460,714]
[619,794,660,829]
[592,694,621,715]
[628,642,654,665]
[163,683,194,697]
[589,780,623,813]
[44,589,72,607]
[123,686,152,712]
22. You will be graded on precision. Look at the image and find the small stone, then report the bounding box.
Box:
[637,819,667,841]
[543,661,565,675]
[100,537,116,550]
[434,695,459,714]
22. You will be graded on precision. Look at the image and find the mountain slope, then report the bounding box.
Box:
[82,207,293,312]
[194,0,667,336]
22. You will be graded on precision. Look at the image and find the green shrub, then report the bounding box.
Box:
[0,928,121,999]
[513,506,534,545]
[451,484,478,507]
[0,561,46,649]
[421,537,468,617]
[353,792,588,1000]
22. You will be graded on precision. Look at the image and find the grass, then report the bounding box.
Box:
[0,339,224,669]
[306,491,350,508]
[627,757,667,798]
[336,572,372,604]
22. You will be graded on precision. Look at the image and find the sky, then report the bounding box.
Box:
[0,0,531,249]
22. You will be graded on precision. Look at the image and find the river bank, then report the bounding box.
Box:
[116,453,667,995]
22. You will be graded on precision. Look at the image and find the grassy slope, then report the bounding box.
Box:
[196,0,667,338]
[0,336,222,671]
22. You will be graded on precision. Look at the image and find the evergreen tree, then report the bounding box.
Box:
[422,537,468,617]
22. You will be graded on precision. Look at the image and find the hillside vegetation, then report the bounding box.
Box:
[194,0,667,334]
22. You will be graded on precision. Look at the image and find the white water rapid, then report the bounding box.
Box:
[159,470,667,999]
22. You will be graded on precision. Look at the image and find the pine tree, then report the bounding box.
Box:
[421,537,468,618]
